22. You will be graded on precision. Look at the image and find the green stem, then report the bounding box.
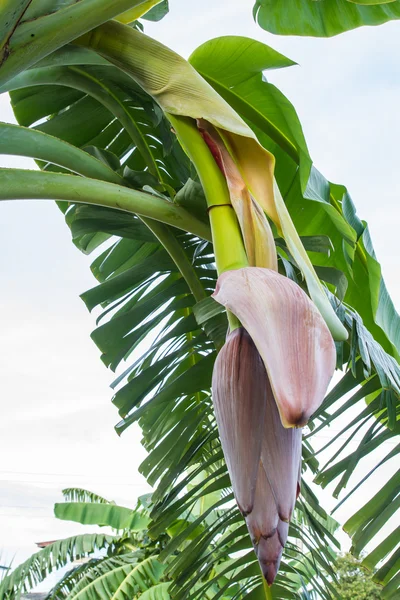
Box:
[167,115,246,333]
[0,0,151,86]
[141,220,206,303]
[0,66,163,182]
[167,114,248,275]
[203,77,366,275]
[0,122,123,184]
[0,126,205,308]
[0,168,211,241]
[263,578,273,599]
[117,0,163,23]
[196,74,368,276]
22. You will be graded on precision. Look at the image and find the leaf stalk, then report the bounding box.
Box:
[0,168,211,241]
[141,220,206,303]
[263,578,273,599]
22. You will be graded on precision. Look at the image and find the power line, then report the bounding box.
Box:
[0,514,69,519]
[0,479,148,486]
[0,505,49,510]
[0,469,146,478]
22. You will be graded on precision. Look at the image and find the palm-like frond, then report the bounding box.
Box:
[45,557,103,600]
[55,501,150,532]
[54,554,168,600]
[0,489,170,599]
[0,534,116,599]
[62,488,113,504]
[47,555,170,600]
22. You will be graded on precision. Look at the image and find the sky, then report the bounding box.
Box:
[0,0,399,592]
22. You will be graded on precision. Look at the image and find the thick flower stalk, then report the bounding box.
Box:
[197,119,278,270]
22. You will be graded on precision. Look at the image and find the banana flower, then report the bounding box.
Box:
[212,327,302,584]
[212,267,336,583]
[213,267,336,428]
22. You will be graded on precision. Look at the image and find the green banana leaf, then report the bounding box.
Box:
[0,533,116,599]
[189,35,400,361]
[55,502,151,530]
[253,0,400,37]
[0,0,160,85]
[61,554,167,600]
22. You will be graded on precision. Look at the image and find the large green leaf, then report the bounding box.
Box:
[253,0,400,37]
[64,555,166,600]
[55,502,150,531]
[189,35,400,360]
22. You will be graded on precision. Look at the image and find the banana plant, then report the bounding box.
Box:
[0,488,170,599]
[0,487,331,599]
[0,1,399,598]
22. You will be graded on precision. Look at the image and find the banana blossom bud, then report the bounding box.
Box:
[212,327,301,584]
[213,267,336,428]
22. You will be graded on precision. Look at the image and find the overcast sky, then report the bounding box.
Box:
[0,0,399,591]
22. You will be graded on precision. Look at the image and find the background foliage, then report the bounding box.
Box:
[333,554,382,600]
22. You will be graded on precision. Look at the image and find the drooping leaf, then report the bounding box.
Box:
[64,555,166,600]
[0,533,116,598]
[54,502,150,531]
[189,35,400,356]
[253,0,400,37]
